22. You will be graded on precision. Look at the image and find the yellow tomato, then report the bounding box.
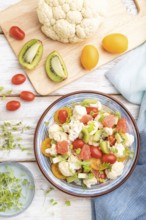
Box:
[102,33,128,54]
[89,158,101,171]
[41,138,51,157]
[54,107,72,124]
[80,45,99,70]
[117,156,128,162]
[51,164,66,180]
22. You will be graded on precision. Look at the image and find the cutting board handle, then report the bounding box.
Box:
[134,0,146,15]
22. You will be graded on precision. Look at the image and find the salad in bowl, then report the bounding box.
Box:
[34,91,139,197]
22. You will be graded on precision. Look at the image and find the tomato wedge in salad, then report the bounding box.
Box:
[90,146,102,159]
[107,135,116,146]
[102,115,116,128]
[56,141,68,155]
[86,107,98,118]
[116,118,127,133]
[80,115,93,124]
[79,144,91,160]
[72,139,84,149]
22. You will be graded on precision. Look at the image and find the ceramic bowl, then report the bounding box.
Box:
[0,162,35,217]
[34,91,140,197]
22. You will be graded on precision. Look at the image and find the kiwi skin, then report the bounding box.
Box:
[45,51,68,82]
[18,39,43,70]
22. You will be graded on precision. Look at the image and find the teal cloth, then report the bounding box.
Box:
[92,43,146,220]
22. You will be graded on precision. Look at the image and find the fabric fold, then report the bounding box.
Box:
[92,43,146,220]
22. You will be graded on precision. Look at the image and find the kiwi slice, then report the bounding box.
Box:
[45,51,68,82]
[18,39,43,70]
[81,127,90,143]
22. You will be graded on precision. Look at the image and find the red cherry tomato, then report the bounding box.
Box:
[6,101,21,111]
[102,115,115,128]
[58,109,68,124]
[116,118,127,133]
[80,115,93,124]
[107,135,116,146]
[72,139,84,149]
[102,154,117,164]
[90,146,103,159]
[79,144,91,160]
[20,91,35,102]
[92,169,106,180]
[9,26,25,40]
[86,107,98,118]
[56,141,68,155]
[11,74,26,85]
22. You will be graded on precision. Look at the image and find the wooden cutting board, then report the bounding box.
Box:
[0,0,146,95]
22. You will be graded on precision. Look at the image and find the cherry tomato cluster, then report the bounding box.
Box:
[6,73,35,111]
[72,139,117,164]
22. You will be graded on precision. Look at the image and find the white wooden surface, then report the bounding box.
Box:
[0,1,139,220]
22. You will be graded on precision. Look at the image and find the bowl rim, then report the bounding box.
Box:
[34,90,140,197]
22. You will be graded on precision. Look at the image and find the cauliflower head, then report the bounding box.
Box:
[37,0,102,43]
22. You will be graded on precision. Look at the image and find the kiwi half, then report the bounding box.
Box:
[45,51,68,82]
[18,39,43,70]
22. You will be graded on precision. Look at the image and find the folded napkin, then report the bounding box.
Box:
[92,42,146,220]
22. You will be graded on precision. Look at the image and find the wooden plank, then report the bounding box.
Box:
[0,95,139,162]
[0,162,91,220]
[0,0,146,95]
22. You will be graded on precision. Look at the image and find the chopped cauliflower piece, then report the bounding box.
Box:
[106,162,124,180]
[48,123,68,142]
[45,144,57,156]
[90,101,102,110]
[73,105,87,120]
[51,131,68,142]
[125,133,134,146]
[48,123,62,135]
[63,119,83,141]
[113,143,125,157]
[104,127,113,136]
[58,161,75,177]
[68,155,81,170]
[83,177,97,188]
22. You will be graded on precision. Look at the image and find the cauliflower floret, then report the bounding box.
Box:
[48,123,68,142]
[45,144,57,156]
[63,119,83,141]
[73,105,87,120]
[58,161,75,176]
[125,133,134,146]
[113,143,125,157]
[52,131,68,142]
[104,127,113,136]
[68,155,81,170]
[37,0,102,43]
[83,177,97,188]
[90,101,102,110]
[106,162,124,180]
